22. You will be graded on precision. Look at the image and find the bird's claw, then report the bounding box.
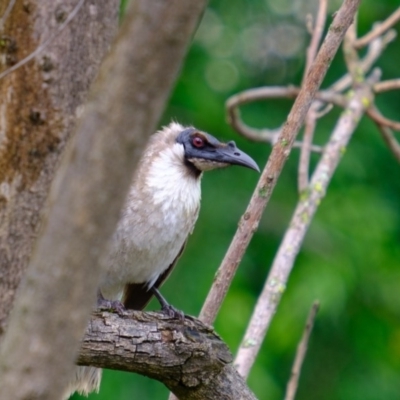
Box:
[161,304,185,320]
[97,298,125,315]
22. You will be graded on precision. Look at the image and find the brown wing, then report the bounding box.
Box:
[122,241,186,310]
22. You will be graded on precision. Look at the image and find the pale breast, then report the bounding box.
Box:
[100,145,201,300]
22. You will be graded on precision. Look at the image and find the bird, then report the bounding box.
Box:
[64,122,259,398]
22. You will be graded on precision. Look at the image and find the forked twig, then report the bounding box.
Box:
[199,0,361,326]
[234,71,376,378]
[226,86,346,150]
[331,29,396,93]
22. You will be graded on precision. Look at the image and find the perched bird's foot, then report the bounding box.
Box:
[97,290,125,314]
[161,304,185,320]
[151,286,185,320]
[98,299,125,314]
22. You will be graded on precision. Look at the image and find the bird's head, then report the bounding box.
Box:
[167,123,259,177]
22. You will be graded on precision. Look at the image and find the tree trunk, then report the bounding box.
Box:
[0,1,208,399]
[0,0,120,337]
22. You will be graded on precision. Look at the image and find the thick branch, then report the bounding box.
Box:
[78,311,256,400]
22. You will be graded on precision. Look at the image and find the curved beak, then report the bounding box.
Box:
[214,141,260,172]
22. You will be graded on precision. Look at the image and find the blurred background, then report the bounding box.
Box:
[73,0,400,399]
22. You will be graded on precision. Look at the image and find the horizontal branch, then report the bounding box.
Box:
[226,86,347,108]
[374,79,400,92]
[78,310,257,400]
[225,86,345,148]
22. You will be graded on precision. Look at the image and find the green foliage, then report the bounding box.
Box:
[73,0,400,398]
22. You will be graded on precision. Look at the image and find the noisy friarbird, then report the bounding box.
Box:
[64,122,259,398]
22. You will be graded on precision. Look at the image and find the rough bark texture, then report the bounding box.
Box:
[78,311,256,400]
[0,0,120,337]
[0,1,208,399]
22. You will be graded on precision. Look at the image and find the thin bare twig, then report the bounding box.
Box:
[367,107,400,131]
[199,0,361,326]
[374,79,400,92]
[331,29,396,93]
[343,21,362,83]
[226,86,346,149]
[284,301,320,400]
[0,0,17,31]
[234,72,376,378]
[0,0,85,81]
[374,119,400,163]
[302,0,328,82]
[299,0,328,192]
[227,86,346,107]
[298,115,317,191]
[354,7,400,49]
[315,103,333,118]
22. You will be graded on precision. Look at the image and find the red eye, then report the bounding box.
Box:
[192,136,205,148]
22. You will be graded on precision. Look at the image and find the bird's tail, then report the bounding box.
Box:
[62,366,102,399]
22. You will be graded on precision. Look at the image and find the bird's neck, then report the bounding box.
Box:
[140,144,202,214]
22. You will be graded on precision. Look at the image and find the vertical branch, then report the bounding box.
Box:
[302,0,328,81]
[199,0,361,326]
[343,20,361,81]
[298,0,328,192]
[284,301,320,400]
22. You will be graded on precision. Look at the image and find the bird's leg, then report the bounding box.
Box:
[151,287,185,320]
[96,289,125,314]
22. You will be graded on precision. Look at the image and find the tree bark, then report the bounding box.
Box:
[0,0,120,337]
[78,311,257,400]
[0,1,208,399]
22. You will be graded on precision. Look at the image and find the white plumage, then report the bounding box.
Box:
[101,123,201,297]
